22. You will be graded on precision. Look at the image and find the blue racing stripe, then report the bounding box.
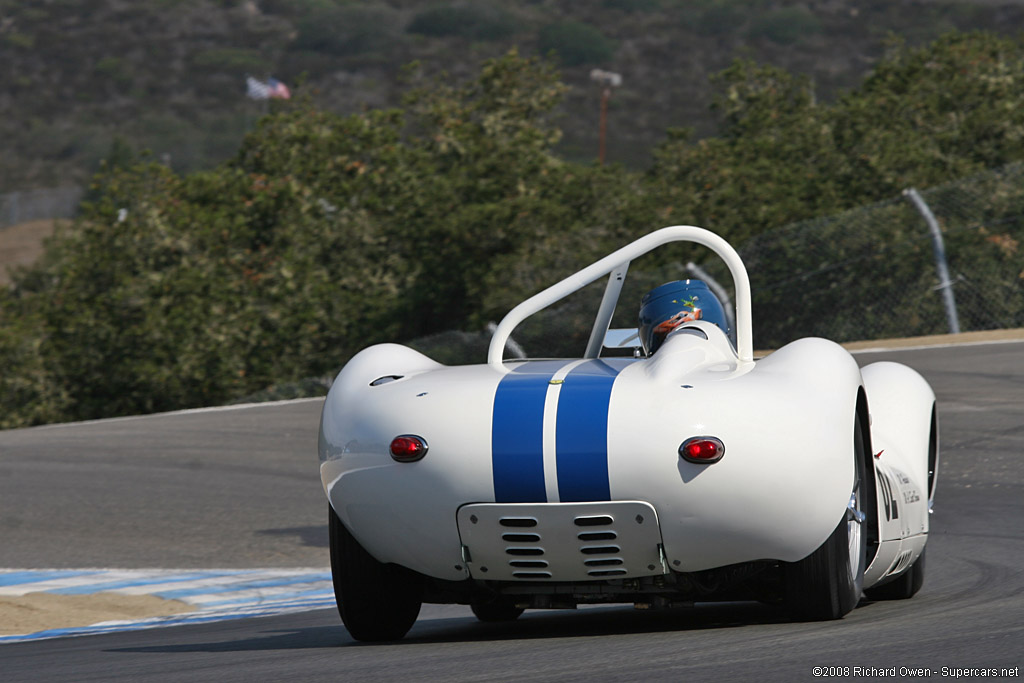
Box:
[555,360,624,502]
[491,363,561,503]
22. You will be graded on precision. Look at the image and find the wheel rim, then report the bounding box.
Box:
[847,491,863,580]
[847,442,867,582]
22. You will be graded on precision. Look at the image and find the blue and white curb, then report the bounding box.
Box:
[0,568,334,643]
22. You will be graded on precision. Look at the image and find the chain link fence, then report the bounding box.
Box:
[0,187,83,229]
[412,162,1024,362]
[736,162,1024,349]
[8,170,1022,371]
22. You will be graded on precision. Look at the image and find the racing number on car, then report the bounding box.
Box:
[878,472,899,522]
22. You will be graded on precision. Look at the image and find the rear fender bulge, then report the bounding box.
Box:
[606,337,864,571]
[861,361,935,544]
[320,348,505,580]
[860,362,935,495]
[319,343,444,463]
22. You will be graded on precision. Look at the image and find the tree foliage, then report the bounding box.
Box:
[537,21,616,67]
[649,32,1024,244]
[1,51,622,425]
[407,5,518,41]
[3,34,1024,428]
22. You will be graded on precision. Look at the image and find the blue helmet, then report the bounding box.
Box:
[638,280,728,355]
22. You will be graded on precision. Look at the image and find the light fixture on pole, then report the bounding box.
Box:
[589,69,622,164]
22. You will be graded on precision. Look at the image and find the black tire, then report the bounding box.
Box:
[784,412,868,620]
[471,596,524,622]
[329,505,422,641]
[865,547,926,600]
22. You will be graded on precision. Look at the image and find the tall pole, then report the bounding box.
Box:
[590,69,622,166]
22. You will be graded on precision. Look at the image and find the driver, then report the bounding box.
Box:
[638,279,729,355]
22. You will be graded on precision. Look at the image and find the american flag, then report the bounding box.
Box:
[246,76,291,100]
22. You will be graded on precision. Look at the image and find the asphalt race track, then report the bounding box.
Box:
[1,340,1022,682]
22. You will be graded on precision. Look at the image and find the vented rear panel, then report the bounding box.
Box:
[456,502,666,581]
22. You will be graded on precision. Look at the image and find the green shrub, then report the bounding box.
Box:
[94,57,133,89]
[0,297,72,429]
[254,0,335,17]
[0,51,585,426]
[602,0,660,12]
[3,32,35,49]
[407,5,517,41]
[191,48,269,74]
[6,35,1024,429]
[692,3,744,36]
[537,21,616,67]
[747,7,822,45]
[292,5,398,57]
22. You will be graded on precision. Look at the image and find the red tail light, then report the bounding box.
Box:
[390,435,428,462]
[679,436,725,464]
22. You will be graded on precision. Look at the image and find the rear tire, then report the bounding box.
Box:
[784,412,868,620]
[865,547,926,600]
[471,596,524,622]
[329,505,422,641]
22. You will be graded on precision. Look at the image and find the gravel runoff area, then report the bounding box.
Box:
[0,592,195,638]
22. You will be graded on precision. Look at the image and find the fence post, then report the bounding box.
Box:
[686,261,737,342]
[904,188,961,335]
[6,191,18,227]
[486,322,526,359]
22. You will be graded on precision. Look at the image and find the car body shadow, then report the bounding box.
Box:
[108,601,795,654]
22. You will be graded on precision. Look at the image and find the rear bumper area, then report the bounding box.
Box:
[456,501,666,582]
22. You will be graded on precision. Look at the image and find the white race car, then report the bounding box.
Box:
[319,226,938,641]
